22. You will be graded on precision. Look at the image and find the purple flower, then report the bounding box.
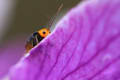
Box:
[9,0,120,80]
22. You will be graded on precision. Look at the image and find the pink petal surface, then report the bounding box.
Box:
[9,0,120,80]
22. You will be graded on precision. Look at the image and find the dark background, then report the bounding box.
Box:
[2,0,81,45]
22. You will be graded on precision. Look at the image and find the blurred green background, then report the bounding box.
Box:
[1,0,81,45]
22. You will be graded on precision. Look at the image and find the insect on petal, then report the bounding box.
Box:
[9,0,120,80]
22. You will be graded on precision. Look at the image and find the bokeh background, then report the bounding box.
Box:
[0,0,81,78]
[1,0,81,43]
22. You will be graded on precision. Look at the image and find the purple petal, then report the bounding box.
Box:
[0,38,24,78]
[9,0,120,80]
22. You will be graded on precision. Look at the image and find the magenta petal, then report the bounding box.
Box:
[9,0,120,80]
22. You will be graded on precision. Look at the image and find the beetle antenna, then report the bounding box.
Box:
[48,4,63,29]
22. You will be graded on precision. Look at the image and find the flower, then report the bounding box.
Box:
[9,0,120,80]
